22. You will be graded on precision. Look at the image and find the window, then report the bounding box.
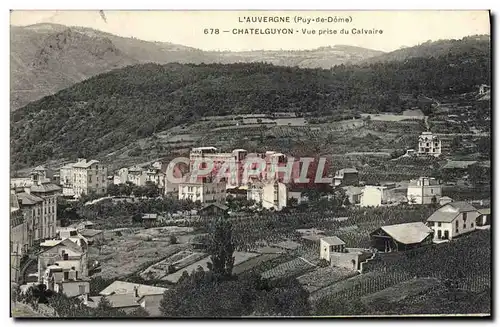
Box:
[64,271,69,280]
[438,222,441,227]
[431,189,434,194]
[463,223,466,229]
[456,220,459,227]
[471,223,474,228]
[438,230,442,239]
[463,213,467,221]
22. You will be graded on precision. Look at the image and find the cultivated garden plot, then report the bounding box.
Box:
[88,226,192,280]
[297,266,358,293]
[162,251,261,283]
[261,257,316,280]
[360,277,441,309]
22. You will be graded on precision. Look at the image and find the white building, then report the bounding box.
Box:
[360,186,388,207]
[418,131,442,157]
[247,180,288,211]
[426,202,480,241]
[178,175,226,204]
[38,238,89,301]
[407,177,442,204]
[60,159,108,198]
[319,236,346,261]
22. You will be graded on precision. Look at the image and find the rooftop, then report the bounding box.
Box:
[72,159,99,168]
[379,222,433,245]
[427,202,479,222]
[337,168,358,174]
[320,236,346,246]
[79,229,103,237]
[88,295,141,309]
[99,281,168,297]
[30,183,62,193]
[478,208,491,215]
[16,192,44,205]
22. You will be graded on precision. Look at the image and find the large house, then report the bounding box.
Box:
[178,174,226,204]
[189,147,248,188]
[319,236,372,271]
[407,177,442,204]
[247,179,288,211]
[426,202,480,241]
[60,159,108,198]
[370,222,434,252]
[86,281,168,316]
[38,238,89,300]
[333,168,359,187]
[418,131,441,157]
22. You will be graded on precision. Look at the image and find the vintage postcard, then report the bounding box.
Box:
[9,10,491,318]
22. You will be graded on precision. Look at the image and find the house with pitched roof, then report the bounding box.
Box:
[319,236,372,270]
[426,202,481,241]
[63,158,108,198]
[333,168,359,187]
[370,222,434,252]
[86,281,168,315]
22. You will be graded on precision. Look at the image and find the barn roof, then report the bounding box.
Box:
[427,202,479,223]
[378,222,433,245]
[320,236,346,246]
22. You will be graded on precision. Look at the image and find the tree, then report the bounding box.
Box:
[107,184,119,197]
[130,306,150,317]
[207,218,235,279]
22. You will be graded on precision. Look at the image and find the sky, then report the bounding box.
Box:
[9,10,490,52]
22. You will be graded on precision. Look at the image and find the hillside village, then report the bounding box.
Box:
[9,15,491,317]
[11,87,491,316]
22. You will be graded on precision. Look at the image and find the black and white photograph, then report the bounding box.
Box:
[8,10,491,318]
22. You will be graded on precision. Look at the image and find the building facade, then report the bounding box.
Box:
[426,202,480,241]
[178,175,227,204]
[71,159,108,197]
[247,180,288,211]
[60,159,108,197]
[407,177,442,204]
[418,131,442,157]
[333,168,359,187]
[360,186,388,207]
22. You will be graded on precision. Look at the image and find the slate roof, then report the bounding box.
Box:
[478,208,491,215]
[99,281,168,297]
[40,238,84,254]
[16,192,44,205]
[320,236,346,246]
[80,229,103,238]
[88,295,140,309]
[30,183,61,193]
[72,160,99,168]
[379,222,433,245]
[426,202,479,223]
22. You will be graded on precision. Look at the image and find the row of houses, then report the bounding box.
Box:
[317,201,491,271]
[10,178,61,283]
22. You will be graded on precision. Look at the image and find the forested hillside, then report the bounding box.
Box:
[363,35,490,64]
[11,43,490,167]
[11,23,383,110]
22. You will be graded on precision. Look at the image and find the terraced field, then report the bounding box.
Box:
[261,257,316,280]
[297,267,358,293]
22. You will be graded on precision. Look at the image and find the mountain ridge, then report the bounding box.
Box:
[10,23,385,110]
